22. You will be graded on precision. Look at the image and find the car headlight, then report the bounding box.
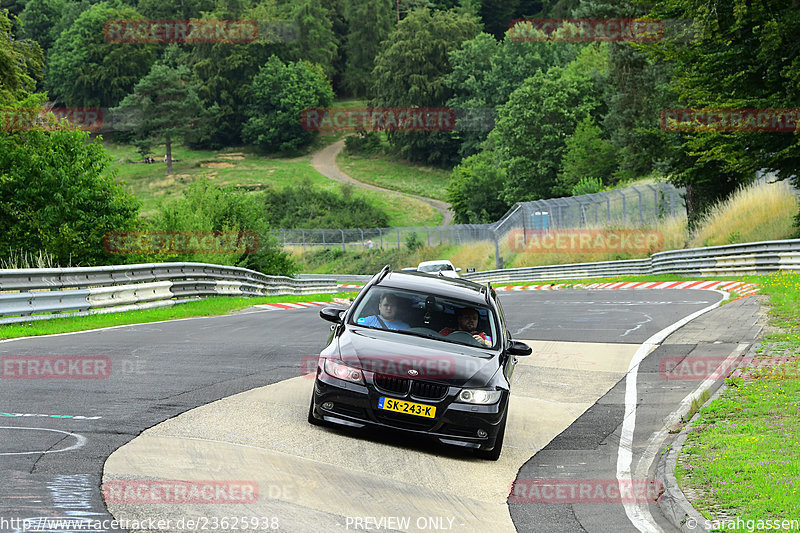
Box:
[457,389,502,404]
[324,359,365,384]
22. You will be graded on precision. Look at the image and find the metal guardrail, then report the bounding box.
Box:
[295,273,373,283]
[463,259,653,283]
[3,239,798,325]
[463,239,800,283]
[0,262,338,325]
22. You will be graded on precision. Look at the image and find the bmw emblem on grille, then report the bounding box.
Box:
[408,369,419,376]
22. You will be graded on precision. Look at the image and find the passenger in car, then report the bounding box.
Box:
[440,307,492,346]
[358,293,410,330]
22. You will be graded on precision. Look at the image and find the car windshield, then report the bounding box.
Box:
[350,287,498,349]
[418,263,452,273]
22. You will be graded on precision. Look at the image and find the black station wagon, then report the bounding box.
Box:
[307,265,532,460]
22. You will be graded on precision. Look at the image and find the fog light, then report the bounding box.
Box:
[322,402,334,410]
[477,429,488,438]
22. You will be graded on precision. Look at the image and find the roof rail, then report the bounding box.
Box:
[375,264,391,285]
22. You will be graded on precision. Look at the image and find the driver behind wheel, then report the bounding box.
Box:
[439,306,492,346]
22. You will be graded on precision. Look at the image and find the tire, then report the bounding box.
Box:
[474,411,506,461]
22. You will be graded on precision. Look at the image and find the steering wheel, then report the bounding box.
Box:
[447,330,483,346]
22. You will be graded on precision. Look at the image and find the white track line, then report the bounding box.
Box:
[616,290,727,532]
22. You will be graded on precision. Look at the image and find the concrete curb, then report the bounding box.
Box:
[654,340,764,533]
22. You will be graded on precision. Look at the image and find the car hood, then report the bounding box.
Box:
[335,327,499,388]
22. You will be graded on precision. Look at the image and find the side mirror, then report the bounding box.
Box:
[455,267,462,272]
[508,340,532,356]
[320,307,345,323]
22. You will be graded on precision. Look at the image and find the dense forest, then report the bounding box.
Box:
[2,0,799,271]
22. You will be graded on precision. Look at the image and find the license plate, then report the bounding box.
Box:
[378,397,436,418]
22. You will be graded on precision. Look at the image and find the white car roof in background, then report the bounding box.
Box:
[417,260,455,267]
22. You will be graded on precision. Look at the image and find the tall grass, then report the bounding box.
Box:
[690,181,799,247]
[505,214,689,268]
[0,249,64,269]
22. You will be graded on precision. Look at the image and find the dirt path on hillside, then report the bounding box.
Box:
[311,139,454,226]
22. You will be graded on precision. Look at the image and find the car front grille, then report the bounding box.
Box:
[373,375,410,395]
[410,380,449,401]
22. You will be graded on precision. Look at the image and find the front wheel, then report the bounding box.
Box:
[474,411,506,461]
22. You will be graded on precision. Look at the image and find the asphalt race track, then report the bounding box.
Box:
[0,289,763,533]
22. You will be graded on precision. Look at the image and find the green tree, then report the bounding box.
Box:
[642,0,800,224]
[260,180,389,229]
[493,44,609,202]
[46,2,156,107]
[342,0,393,96]
[445,32,579,157]
[290,0,338,80]
[0,0,25,20]
[111,63,204,175]
[555,116,617,195]
[182,5,287,148]
[1,9,138,267]
[18,0,65,53]
[371,8,481,166]
[570,176,603,196]
[136,0,215,19]
[50,0,94,49]
[152,180,296,275]
[447,149,510,223]
[242,56,334,153]
[572,0,675,181]
[1,9,43,105]
[0,122,140,266]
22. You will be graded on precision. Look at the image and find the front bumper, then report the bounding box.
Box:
[309,372,507,451]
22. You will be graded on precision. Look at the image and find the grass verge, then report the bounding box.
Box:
[675,272,800,527]
[338,150,451,202]
[0,292,356,341]
[106,140,440,227]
